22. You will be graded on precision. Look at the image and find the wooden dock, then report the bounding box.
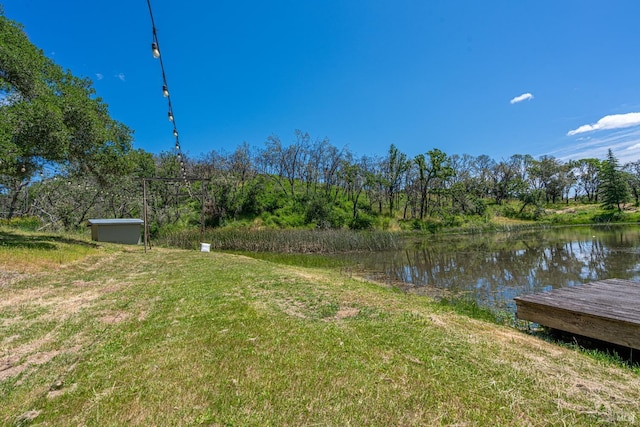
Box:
[514,279,640,350]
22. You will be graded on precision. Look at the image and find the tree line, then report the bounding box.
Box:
[3,131,637,231]
[1,11,637,232]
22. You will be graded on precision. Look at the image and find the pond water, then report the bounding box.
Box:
[352,225,640,313]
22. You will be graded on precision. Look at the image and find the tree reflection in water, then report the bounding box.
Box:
[357,225,640,312]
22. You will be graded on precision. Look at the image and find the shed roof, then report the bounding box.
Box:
[87,219,144,226]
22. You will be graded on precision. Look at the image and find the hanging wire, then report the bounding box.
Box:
[146,0,191,189]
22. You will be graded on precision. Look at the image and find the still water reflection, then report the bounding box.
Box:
[355,225,640,312]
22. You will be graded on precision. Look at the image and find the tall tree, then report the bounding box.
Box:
[528,156,561,202]
[337,153,365,220]
[0,12,132,217]
[574,158,601,202]
[623,160,640,205]
[448,154,479,214]
[414,149,453,218]
[382,144,409,216]
[599,149,629,211]
[471,155,496,199]
[491,159,519,205]
[260,131,309,197]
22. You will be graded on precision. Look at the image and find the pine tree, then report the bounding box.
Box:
[599,149,629,211]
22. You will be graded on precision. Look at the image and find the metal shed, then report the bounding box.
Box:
[87,219,144,245]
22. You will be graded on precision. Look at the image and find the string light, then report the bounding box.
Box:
[151,42,160,59]
[147,0,192,190]
[147,2,182,155]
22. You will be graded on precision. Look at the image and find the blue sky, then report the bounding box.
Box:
[4,1,640,163]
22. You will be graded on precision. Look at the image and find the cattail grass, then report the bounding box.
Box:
[159,228,404,253]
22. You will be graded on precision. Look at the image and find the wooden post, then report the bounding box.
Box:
[143,178,149,253]
[200,180,206,243]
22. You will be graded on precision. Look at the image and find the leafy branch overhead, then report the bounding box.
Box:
[0,12,132,215]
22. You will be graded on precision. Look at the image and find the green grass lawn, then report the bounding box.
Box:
[1,230,639,425]
[0,227,101,274]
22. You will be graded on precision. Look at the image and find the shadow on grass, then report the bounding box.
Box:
[0,230,99,250]
[543,328,639,367]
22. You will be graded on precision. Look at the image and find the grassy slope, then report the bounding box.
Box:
[1,231,639,425]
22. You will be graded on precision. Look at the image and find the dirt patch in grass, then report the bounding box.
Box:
[99,311,130,324]
[0,271,30,288]
[273,297,309,319]
[335,307,360,319]
[0,284,51,311]
[1,287,103,329]
[1,342,62,382]
[14,410,41,425]
[1,257,134,390]
[1,326,83,380]
[2,277,129,324]
[47,382,77,399]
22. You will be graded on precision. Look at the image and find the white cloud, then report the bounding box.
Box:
[510,93,534,104]
[548,127,640,163]
[95,73,104,80]
[567,112,640,136]
[115,73,126,82]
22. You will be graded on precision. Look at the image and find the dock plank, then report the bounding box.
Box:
[515,279,640,350]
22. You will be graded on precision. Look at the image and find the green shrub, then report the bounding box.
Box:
[592,211,624,223]
[304,196,331,226]
[349,214,374,230]
[473,198,488,216]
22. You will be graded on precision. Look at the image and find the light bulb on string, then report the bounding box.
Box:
[20,165,26,173]
[147,1,191,160]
